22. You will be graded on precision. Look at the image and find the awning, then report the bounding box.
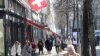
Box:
[25,19,45,29]
[25,19,57,36]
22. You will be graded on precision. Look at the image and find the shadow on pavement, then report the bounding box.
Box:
[42,53,49,55]
[32,53,39,56]
[32,53,49,56]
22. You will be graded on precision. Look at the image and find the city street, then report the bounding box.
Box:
[0,0,100,56]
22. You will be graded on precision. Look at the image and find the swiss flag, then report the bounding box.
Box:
[28,0,47,11]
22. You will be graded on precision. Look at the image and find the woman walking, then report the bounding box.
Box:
[63,45,79,56]
[11,41,21,56]
[55,38,61,54]
[22,40,32,56]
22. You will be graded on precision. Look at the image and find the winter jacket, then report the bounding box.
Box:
[11,44,21,56]
[38,41,43,50]
[22,45,32,56]
[66,39,72,45]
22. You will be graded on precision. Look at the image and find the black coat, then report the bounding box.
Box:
[38,41,43,50]
[45,40,53,51]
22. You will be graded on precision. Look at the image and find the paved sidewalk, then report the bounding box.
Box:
[35,47,67,56]
[34,46,100,56]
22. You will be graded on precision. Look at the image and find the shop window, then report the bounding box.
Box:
[7,0,26,17]
[0,0,4,8]
[0,19,4,56]
[25,9,32,19]
[18,5,22,15]
[13,2,17,13]
[22,7,25,17]
[8,0,14,12]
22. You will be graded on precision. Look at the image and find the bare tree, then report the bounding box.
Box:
[82,0,96,56]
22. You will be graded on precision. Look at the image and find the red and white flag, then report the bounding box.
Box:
[28,0,47,11]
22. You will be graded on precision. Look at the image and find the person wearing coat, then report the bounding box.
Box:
[66,37,72,46]
[61,40,65,50]
[55,38,61,54]
[11,41,21,56]
[38,40,44,54]
[63,45,79,56]
[22,40,32,56]
[31,40,37,54]
[45,38,53,54]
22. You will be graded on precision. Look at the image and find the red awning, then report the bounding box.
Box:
[25,19,57,36]
[25,19,45,29]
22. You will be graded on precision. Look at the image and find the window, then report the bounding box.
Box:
[8,0,26,17]
[0,19,4,56]
[0,0,4,8]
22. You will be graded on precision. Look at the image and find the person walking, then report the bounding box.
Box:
[31,40,36,54]
[66,37,72,46]
[63,45,79,56]
[38,40,44,54]
[11,41,21,56]
[55,38,61,54]
[72,36,78,52]
[45,38,53,54]
[61,40,65,50]
[22,40,32,56]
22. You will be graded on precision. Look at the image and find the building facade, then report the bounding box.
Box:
[0,0,33,56]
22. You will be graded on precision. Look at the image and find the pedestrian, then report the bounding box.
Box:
[63,45,79,56]
[38,40,44,54]
[45,38,53,54]
[66,37,72,46]
[11,41,21,56]
[31,40,37,54]
[22,40,32,56]
[61,40,65,50]
[72,36,78,52]
[55,38,61,54]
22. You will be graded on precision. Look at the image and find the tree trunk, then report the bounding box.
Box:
[66,13,69,38]
[82,0,96,56]
[82,0,90,54]
[88,0,96,56]
[82,0,90,56]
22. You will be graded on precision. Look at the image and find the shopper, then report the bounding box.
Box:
[55,38,61,54]
[22,40,32,56]
[63,45,79,56]
[45,38,53,54]
[11,41,21,56]
[38,40,44,54]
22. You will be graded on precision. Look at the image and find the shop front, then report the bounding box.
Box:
[0,17,4,56]
[0,0,26,56]
[0,0,5,56]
